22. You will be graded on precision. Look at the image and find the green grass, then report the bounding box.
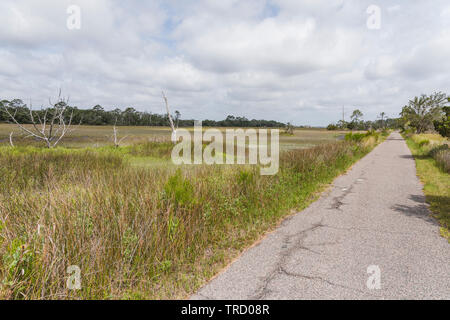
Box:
[0,129,383,299]
[0,124,348,150]
[404,133,450,241]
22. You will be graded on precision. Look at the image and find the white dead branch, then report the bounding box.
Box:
[1,90,80,148]
[162,91,177,143]
[9,132,14,147]
[112,118,128,148]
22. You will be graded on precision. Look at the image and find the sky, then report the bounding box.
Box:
[0,0,449,126]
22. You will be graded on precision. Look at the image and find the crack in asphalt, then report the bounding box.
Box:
[308,241,341,247]
[252,221,325,299]
[330,172,367,211]
[322,224,413,236]
[251,172,390,299]
[192,133,450,300]
[330,182,354,210]
[252,173,373,300]
[278,267,382,298]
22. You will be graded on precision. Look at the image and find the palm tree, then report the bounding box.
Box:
[379,112,386,129]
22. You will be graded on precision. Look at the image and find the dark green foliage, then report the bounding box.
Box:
[345,132,366,142]
[1,99,285,128]
[326,123,338,130]
[203,115,285,128]
[164,169,195,208]
[401,92,448,133]
[434,104,450,138]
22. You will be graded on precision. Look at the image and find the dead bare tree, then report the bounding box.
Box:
[1,90,79,148]
[112,118,128,148]
[162,91,178,143]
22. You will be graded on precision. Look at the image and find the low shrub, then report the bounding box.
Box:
[429,144,450,173]
[345,132,366,142]
[410,134,450,173]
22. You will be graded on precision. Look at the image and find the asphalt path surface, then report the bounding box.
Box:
[191,132,450,299]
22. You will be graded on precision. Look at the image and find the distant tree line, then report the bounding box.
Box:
[0,99,285,128]
[326,92,450,138]
[203,115,285,128]
[326,109,398,131]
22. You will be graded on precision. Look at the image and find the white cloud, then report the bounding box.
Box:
[0,0,449,126]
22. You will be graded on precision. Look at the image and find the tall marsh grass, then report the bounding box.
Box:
[0,134,381,299]
[409,133,450,173]
[404,133,450,240]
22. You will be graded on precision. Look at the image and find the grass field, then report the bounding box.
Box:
[0,125,383,299]
[0,124,348,150]
[404,133,450,241]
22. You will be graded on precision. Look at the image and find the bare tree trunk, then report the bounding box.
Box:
[113,125,118,148]
[9,132,14,147]
[162,91,177,143]
[112,118,127,148]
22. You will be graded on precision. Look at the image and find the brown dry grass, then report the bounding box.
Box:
[0,131,381,299]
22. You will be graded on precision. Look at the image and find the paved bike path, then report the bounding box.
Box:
[191,132,450,299]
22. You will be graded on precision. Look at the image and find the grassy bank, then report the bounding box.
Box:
[403,133,450,241]
[0,132,383,299]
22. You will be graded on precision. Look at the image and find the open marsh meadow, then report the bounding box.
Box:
[0,124,383,299]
